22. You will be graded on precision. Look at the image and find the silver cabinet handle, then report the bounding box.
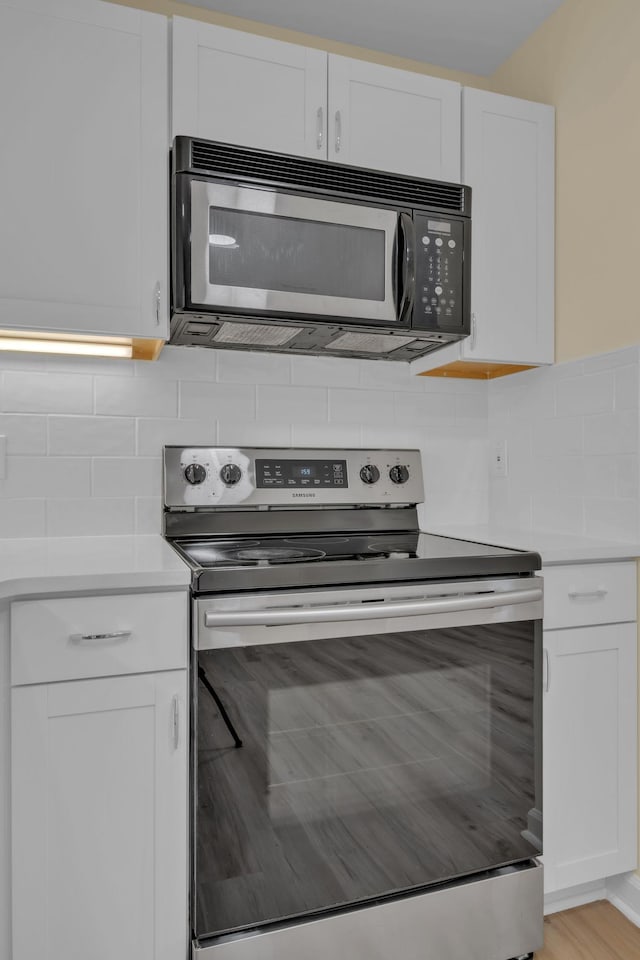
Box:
[470,312,477,351]
[567,588,608,599]
[69,630,132,642]
[171,695,180,750]
[334,110,342,153]
[204,587,542,628]
[154,281,161,326]
[316,106,324,149]
[543,648,550,693]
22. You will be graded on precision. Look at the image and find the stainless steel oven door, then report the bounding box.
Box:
[193,576,543,946]
[189,180,400,323]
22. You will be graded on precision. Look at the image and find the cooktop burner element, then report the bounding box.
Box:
[229,546,325,563]
[163,446,541,593]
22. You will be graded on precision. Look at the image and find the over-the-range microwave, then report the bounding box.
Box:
[171,137,471,362]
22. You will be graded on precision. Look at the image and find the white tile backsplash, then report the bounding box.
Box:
[95,376,178,418]
[329,388,395,425]
[179,380,255,421]
[488,345,640,541]
[2,371,93,414]
[0,345,489,537]
[46,498,135,537]
[91,458,161,498]
[48,416,136,457]
[0,415,47,455]
[257,385,328,424]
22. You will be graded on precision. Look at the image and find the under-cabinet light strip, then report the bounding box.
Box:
[0,336,133,359]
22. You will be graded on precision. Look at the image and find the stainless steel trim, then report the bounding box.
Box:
[568,588,608,599]
[163,446,424,509]
[69,630,132,642]
[195,576,543,650]
[316,106,323,149]
[334,110,342,152]
[203,587,542,628]
[192,860,543,960]
[164,505,420,539]
[190,180,398,322]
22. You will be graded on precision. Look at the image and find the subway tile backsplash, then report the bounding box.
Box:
[0,347,488,538]
[3,342,638,542]
[488,345,640,541]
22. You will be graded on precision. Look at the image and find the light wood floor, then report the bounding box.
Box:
[536,901,640,959]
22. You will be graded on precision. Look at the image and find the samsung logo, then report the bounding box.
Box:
[292,493,316,498]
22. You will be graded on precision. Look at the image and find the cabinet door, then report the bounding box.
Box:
[12,670,188,960]
[462,88,554,365]
[328,56,460,180]
[543,623,637,893]
[172,19,327,158]
[0,0,168,341]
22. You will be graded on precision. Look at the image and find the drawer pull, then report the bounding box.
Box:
[69,630,132,643]
[567,589,608,600]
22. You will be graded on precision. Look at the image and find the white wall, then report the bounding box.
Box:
[0,347,489,537]
[488,346,640,540]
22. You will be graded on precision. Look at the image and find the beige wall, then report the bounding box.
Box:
[491,0,640,362]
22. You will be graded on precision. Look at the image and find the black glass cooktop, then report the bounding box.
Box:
[171,532,540,594]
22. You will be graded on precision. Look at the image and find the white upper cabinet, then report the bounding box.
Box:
[462,88,555,366]
[170,21,460,182]
[172,19,327,157]
[412,88,555,377]
[327,56,460,180]
[0,0,169,342]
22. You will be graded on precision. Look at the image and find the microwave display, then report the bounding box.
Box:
[209,207,385,301]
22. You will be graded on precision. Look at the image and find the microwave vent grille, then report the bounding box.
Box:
[188,140,468,214]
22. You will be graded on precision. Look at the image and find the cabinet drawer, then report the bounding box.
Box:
[11,592,188,686]
[543,562,636,630]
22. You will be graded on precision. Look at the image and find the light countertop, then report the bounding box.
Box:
[0,535,191,603]
[426,524,640,565]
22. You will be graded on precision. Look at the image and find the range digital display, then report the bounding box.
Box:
[256,459,347,488]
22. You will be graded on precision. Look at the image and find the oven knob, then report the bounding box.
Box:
[220,463,242,487]
[184,463,207,485]
[359,464,380,485]
[389,464,410,484]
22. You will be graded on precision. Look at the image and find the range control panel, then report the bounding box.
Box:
[163,447,424,508]
[256,458,348,488]
[413,213,464,331]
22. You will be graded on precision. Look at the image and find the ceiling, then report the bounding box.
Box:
[175,0,566,76]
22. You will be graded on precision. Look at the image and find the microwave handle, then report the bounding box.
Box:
[397,212,415,323]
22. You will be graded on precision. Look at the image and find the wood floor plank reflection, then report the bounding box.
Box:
[195,622,538,937]
[536,902,640,959]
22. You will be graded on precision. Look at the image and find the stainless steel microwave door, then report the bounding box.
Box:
[190,181,399,323]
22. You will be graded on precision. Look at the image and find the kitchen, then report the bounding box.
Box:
[1,0,640,957]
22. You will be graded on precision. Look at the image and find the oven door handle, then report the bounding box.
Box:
[203,587,543,628]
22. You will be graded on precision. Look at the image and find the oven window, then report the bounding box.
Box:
[195,621,540,939]
[208,207,386,300]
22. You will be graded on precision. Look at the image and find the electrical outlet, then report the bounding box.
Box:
[492,439,508,478]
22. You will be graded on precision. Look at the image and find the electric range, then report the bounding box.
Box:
[162,446,543,960]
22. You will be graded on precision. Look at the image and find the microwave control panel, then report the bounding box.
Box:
[412,214,465,331]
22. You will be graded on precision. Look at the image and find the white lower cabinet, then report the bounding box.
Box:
[542,563,638,895]
[10,591,189,960]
